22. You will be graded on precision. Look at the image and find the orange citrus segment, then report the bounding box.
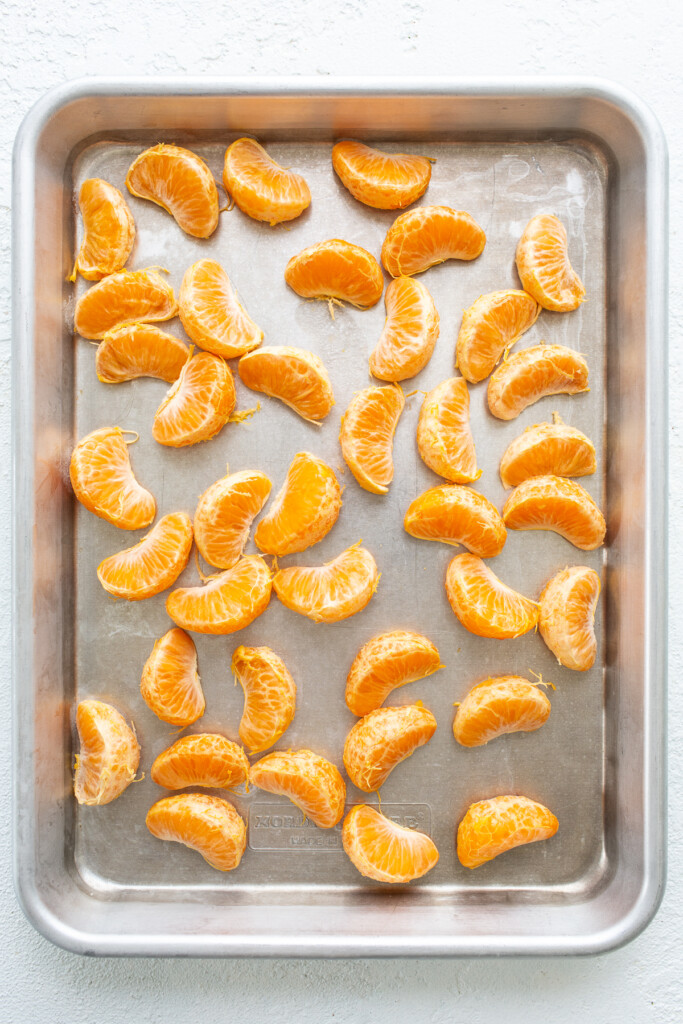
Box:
[151,734,250,790]
[70,426,156,530]
[273,544,379,624]
[343,704,437,792]
[223,137,311,224]
[417,377,480,483]
[516,214,586,312]
[502,475,606,550]
[152,350,235,448]
[539,565,601,671]
[146,793,246,871]
[73,699,140,806]
[457,794,559,869]
[453,676,551,747]
[126,144,219,238]
[232,645,297,755]
[284,239,384,309]
[445,553,539,639]
[178,259,262,359]
[249,749,346,828]
[404,484,507,557]
[254,451,342,556]
[332,140,432,210]
[342,803,439,883]
[96,323,189,383]
[500,419,597,488]
[487,344,590,421]
[345,630,441,717]
[238,346,335,422]
[97,511,193,601]
[140,627,205,726]
[339,384,405,494]
[193,468,272,570]
[166,554,272,635]
[381,205,486,277]
[456,289,540,383]
[74,267,177,340]
[370,276,440,382]
[74,178,135,281]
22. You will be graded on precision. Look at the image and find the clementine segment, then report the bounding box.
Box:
[404,484,506,557]
[254,451,342,556]
[516,214,585,312]
[342,804,439,883]
[166,554,272,635]
[284,239,384,309]
[223,137,311,224]
[502,475,606,550]
[151,734,250,790]
[152,350,235,448]
[487,344,589,421]
[140,627,205,726]
[178,259,262,359]
[456,289,540,383]
[539,565,601,671]
[331,140,432,210]
[96,323,189,383]
[73,699,140,806]
[249,749,346,828]
[339,384,405,494]
[453,676,551,747]
[417,377,480,483]
[457,794,559,868]
[74,178,135,281]
[238,346,334,423]
[499,418,597,488]
[146,793,246,871]
[70,426,156,530]
[370,276,439,382]
[345,630,441,717]
[273,544,379,624]
[381,205,486,277]
[97,511,193,601]
[445,553,539,639]
[74,267,177,340]
[126,144,219,238]
[343,704,436,792]
[193,468,272,570]
[232,645,297,755]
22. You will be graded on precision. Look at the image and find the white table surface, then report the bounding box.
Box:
[2,2,681,1020]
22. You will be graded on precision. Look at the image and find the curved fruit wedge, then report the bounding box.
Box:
[254,451,341,556]
[146,793,246,871]
[153,350,235,447]
[166,554,272,635]
[456,289,540,383]
[340,384,405,494]
[151,734,249,790]
[70,426,156,530]
[404,484,506,557]
[238,346,334,423]
[74,267,177,340]
[516,214,585,312]
[284,239,384,309]
[342,804,439,883]
[194,468,272,569]
[445,553,539,639]
[249,749,346,828]
[343,704,436,793]
[370,276,439,382]
[97,511,193,601]
[332,140,432,210]
[273,543,379,624]
[502,475,606,550]
[126,144,219,238]
[500,419,597,489]
[417,377,480,483]
[73,699,140,806]
[487,344,589,421]
[96,323,189,383]
[232,645,297,755]
[223,137,311,224]
[381,205,486,278]
[539,565,601,671]
[457,794,559,869]
[345,630,441,717]
[178,259,262,359]
[453,676,551,747]
[74,178,135,281]
[140,627,205,726]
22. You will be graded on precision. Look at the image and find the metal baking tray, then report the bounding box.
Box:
[12,77,667,957]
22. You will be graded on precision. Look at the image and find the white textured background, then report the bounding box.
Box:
[2,1,681,1021]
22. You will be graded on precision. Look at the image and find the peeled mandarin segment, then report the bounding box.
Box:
[70,426,156,530]
[339,384,405,494]
[381,205,486,278]
[502,475,606,550]
[370,276,440,382]
[500,420,597,489]
[539,565,601,671]
[487,345,590,421]
[345,630,441,717]
[232,645,297,755]
[238,346,335,422]
[73,700,140,806]
[223,137,311,224]
[125,144,219,239]
[75,178,135,281]
[249,749,346,829]
[194,469,272,570]
[417,377,480,484]
[404,484,507,557]
[273,544,379,624]
[140,627,205,726]
[331,140,432,210]
[152,350,235,448]
[456,289,541,384]
[74,268,178,340]
[284,239,384,309]
[516,214,586,312]
[97,511,193,601]
[342,803,439,883]
[178,259,263,359]
[453,676,551,748]
[96,323,189,384]
[166,554,272,635]
[146,793,246,872]
[343,704,437,793]
[254,451,342,556]
[150,734,249,790]
[457,794,559,869]
[445,553,539,639]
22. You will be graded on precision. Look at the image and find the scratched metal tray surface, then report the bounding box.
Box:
[12,78,667,957]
